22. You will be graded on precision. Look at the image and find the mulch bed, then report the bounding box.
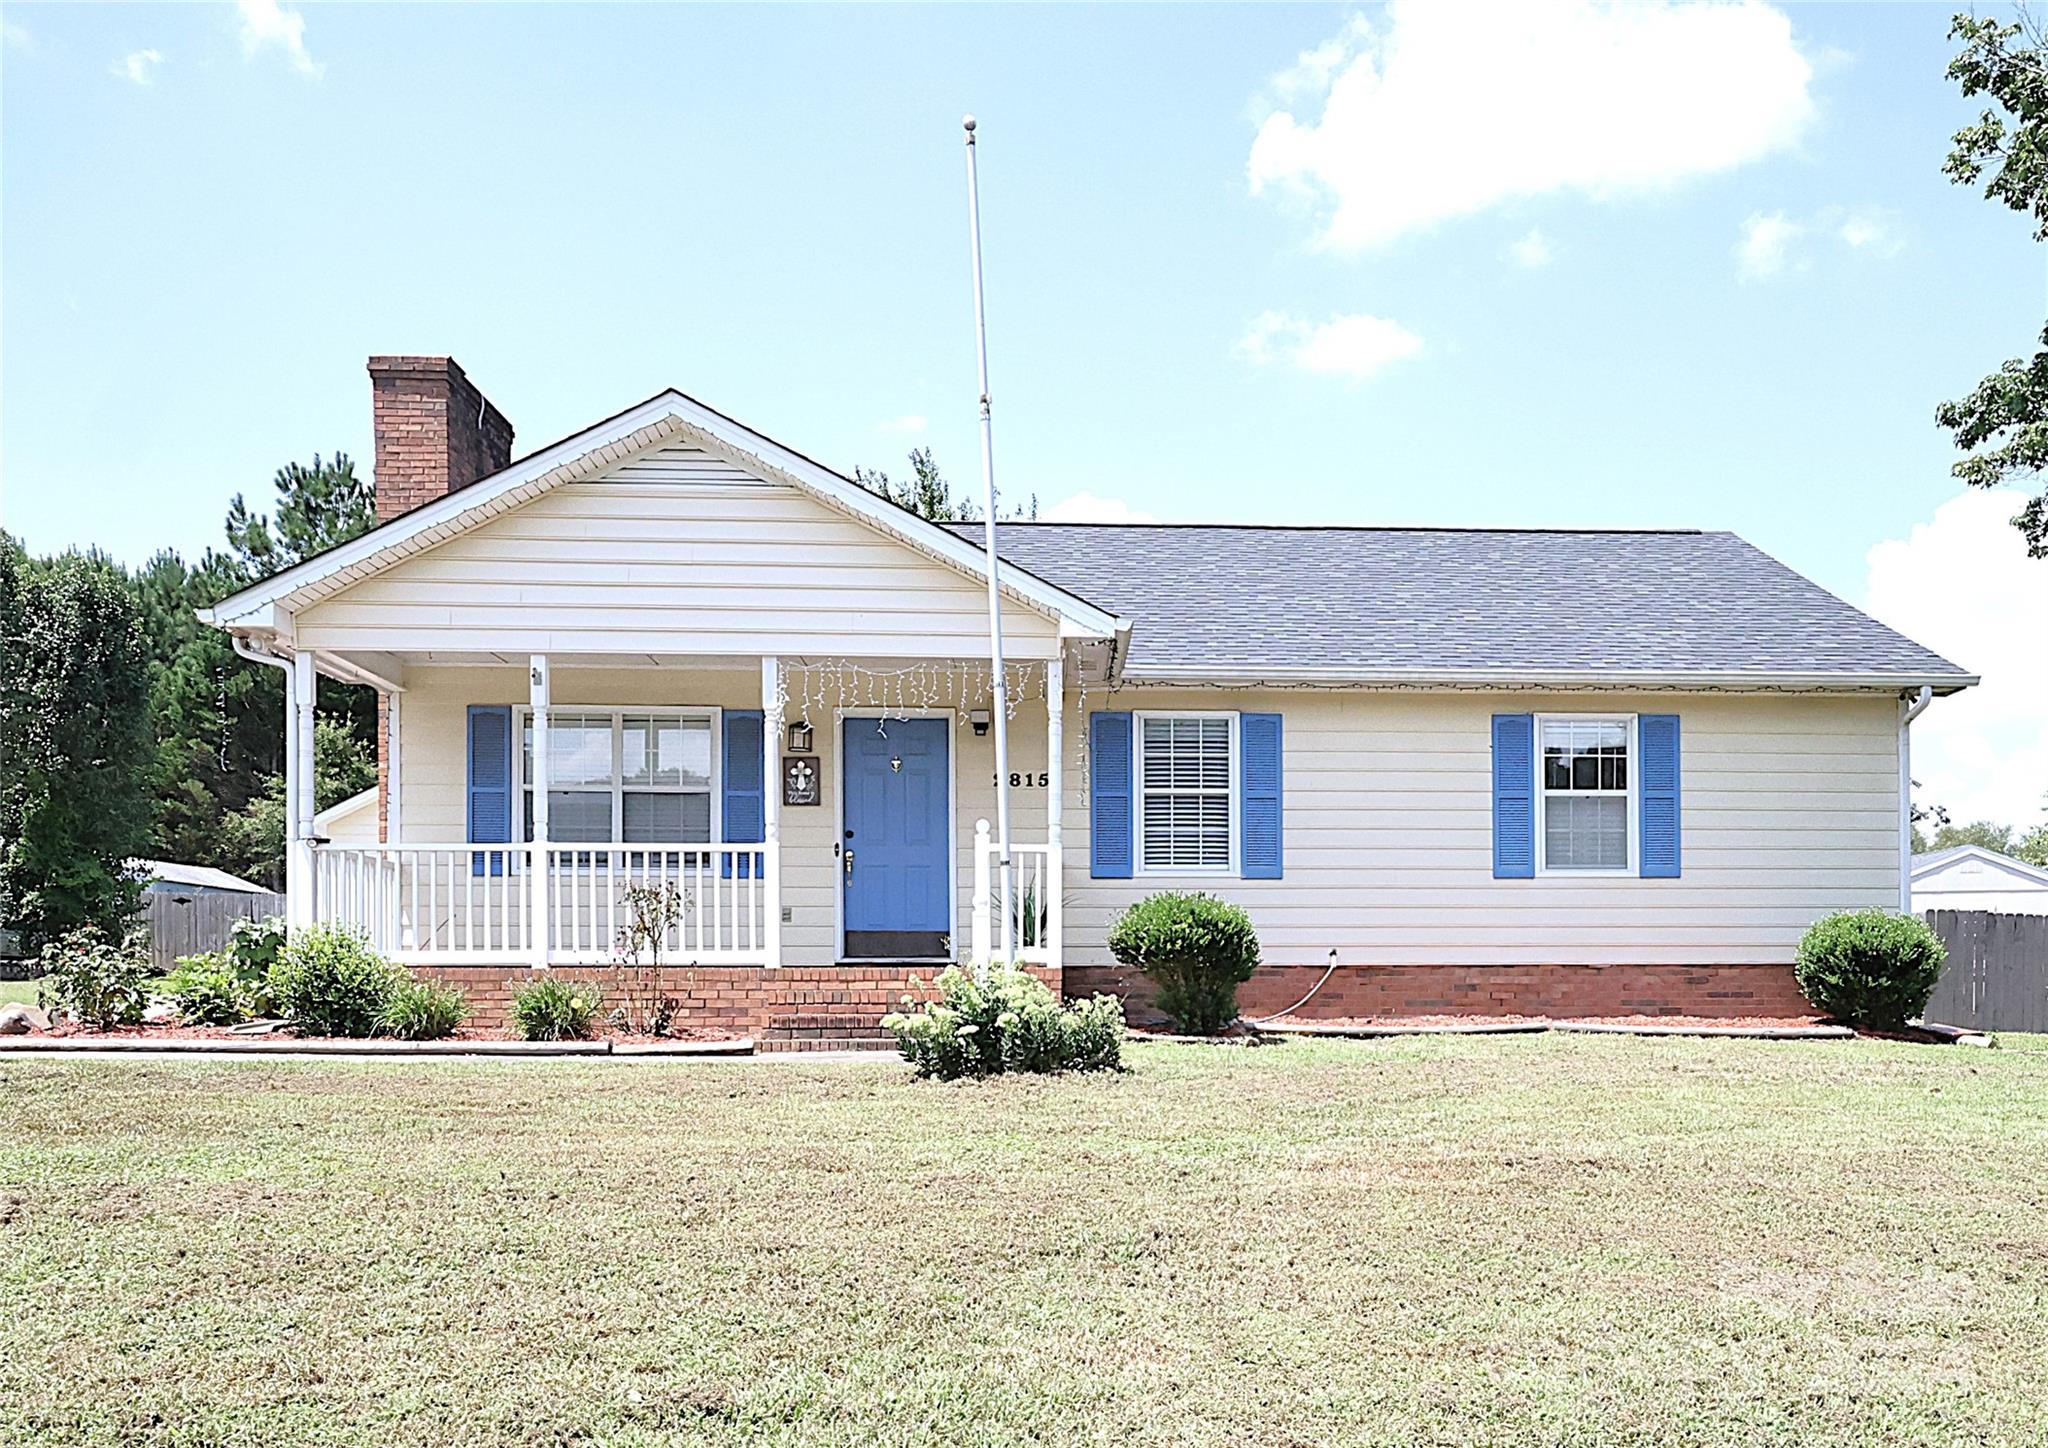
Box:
[7,1020,745,1051]
[1264,1012,1830,1031]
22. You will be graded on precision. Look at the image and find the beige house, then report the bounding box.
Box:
[201,357,1975,1031]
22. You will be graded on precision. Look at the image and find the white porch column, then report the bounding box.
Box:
[289,651,317,927]
[386,689,403,842]
[1044,655,1064,975]
[529,655,550,968]
[762,656,783,967]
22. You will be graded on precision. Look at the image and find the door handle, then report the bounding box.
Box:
[843,849,855,879]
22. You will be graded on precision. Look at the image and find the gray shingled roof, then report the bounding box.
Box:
[950,524,1972,686]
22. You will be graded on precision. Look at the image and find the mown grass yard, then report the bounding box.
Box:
[4,1035,2047,1447]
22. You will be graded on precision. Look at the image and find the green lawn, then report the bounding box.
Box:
[0,977,39,1008]
[3,1037,2046,1447]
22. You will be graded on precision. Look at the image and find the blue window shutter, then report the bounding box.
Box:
[1492,713,1535,880]
[722,710,765,879]
[1090,712,1133,879]
[1638,714,1682,878]
[467,705,512,877]
[1240,713,1283,879]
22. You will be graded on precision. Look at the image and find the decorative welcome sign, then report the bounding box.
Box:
[782,755,820,807]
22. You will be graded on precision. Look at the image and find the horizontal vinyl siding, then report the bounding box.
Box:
[295,474,1060,659]
[393,672,1900,970]
[1061,689,1902,968]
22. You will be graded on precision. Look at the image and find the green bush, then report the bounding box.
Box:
[228,915,288,977]
[164,952,252,1026]
[37,925,150,1030]
[883,966,1124,1080]
[510,976,603,1041]
[1795,910,1947,1031]
[376,978,469,1041]
[266,924,407,1038]
[1106,892,1260,1034]
[162,918,284,1026]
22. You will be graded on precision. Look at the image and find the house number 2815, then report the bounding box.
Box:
[992,772,1050,788]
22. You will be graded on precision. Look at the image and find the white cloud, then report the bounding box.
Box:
[237,0,320,77]
[1237,310,1423,381]
[876,415,927,436]
[1864,490,2048,831]
[1736,205,1905,280]
[3,19,35,51]
[1835,206,1904,256]
[1041,492,1158,525]
[113,49,164,85]
[1250,0,1814,250]
[1736,211,1806,279]
[1509,228,1555,269]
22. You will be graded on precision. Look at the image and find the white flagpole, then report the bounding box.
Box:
[963,114,1014,979]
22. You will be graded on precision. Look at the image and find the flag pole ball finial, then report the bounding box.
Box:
[963,114,977,133]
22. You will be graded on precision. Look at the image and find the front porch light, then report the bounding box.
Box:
[787,720,814,753]
[970,708,991,737]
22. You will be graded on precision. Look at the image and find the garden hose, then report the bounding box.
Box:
[1246,948,1341,1027]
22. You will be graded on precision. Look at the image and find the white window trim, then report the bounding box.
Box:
[514,705,724,845]
[1533,712,1637,878]
[1133,709,1240,877]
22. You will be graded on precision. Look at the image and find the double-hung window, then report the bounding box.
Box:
[1135,712,1237,872]
[519,710,717,844]
[1536,714,1633,873]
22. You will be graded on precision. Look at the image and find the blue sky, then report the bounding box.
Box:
[2,1,2044,824]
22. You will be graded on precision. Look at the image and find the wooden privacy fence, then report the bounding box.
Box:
[142,891,286,972]
[1923,910,2048,1034]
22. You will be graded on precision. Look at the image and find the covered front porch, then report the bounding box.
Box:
[289,650,1078,976]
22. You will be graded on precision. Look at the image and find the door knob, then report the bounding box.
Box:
[843,849,855,879]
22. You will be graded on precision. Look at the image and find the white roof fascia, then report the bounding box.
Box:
[1123,665,1980,693]
[313,788,379,834]
[200,391,1120,640]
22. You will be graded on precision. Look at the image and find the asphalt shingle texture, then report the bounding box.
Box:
[951,524,1970,681]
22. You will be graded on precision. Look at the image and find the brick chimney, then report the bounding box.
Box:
[367,356,515,523]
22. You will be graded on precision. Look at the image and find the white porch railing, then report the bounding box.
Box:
[969,819,1062,969]
[310,842,776,965]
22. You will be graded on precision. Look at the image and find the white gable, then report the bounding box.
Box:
[290,444,1065,660]
[1912,846,2048,914]
[202,391,1123,650]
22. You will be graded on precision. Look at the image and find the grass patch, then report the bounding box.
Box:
[3,1036,2046,1445]
[0,977,40,1008]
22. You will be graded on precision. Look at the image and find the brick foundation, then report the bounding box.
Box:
[414,963,1062,1052]
[415,959,1806,1046]
[1065,961,1816,1025]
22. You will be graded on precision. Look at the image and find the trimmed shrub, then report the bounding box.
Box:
[1795,910,1947,1031]
[38,925,150,1030]
[377,978,469,1041]
[883,966,1124,1081]
[510,976,602,1041]
[267,925,407,1038]
[1107,892,1260,1034]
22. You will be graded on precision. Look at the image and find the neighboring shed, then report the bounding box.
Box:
[131,860,284,971]
[133,860,272,896]
[1912,846,2048,914]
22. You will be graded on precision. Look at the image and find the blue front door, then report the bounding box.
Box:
[843,717,951,958]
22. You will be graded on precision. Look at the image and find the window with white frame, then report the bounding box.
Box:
[1136,712,1236,871]
[519,710,716,844]
[1538,715,1632,872]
